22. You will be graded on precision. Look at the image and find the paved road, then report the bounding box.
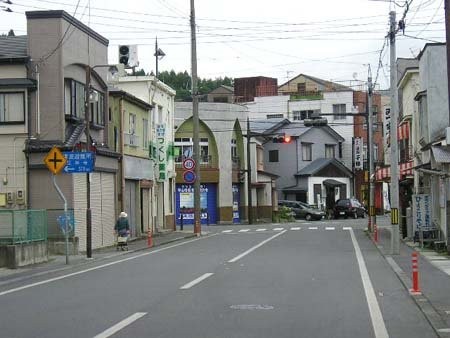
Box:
[0,219,438,337]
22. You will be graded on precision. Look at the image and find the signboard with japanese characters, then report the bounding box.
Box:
[156,124,167,182]
[412,194,432,231]
[354,137,363,170]
[383,106,391,165]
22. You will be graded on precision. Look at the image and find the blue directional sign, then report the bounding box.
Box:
[57,213,75,234]
[62,151,95,173]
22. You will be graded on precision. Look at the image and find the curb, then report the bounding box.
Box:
[0,233,198,288]
[368,232,450,338]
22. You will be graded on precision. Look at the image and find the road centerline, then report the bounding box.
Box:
[180,273,214,290]
[228,230,287,263]
[93,312,147,338]
[348,228,389,338]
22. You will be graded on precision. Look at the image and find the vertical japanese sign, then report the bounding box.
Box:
[383,106,391,165]
[354,137,363,170]
[412,194,432,230]
[156,124,167,182]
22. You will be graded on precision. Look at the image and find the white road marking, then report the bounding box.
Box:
[0,234,218,297]
[348,228,389,338]
[239,229,250,232]
[290,227,301,231]
[228,230,287,263]
[325,227,335,231]
[180,273,214,289]
[93,312,147,338]
[343,227,352,230]
[222,230,233,233]
[308,227,318,230]
[273,228,284,231]
[256,228,267,232]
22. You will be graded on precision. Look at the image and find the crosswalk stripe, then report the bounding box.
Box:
[239,229,250,232]
[290,227,301,230]
[325,227,335,231]
[256,228,266,232]
[273,228,284,231]
[222,230,232,233]
[343,227,352,230]
[308,227,318,230]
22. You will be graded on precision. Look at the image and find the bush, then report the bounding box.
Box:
[278,206,295,222]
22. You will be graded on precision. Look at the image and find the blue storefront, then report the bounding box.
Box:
[176,183,217,225]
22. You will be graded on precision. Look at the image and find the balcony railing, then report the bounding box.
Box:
[289,91,323,101]
[175,155,215,168]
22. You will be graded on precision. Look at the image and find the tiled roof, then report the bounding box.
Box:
[295,158,352,177]
[0,35,27,59]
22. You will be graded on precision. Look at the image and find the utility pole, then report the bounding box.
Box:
[389,11,400,254]
[368,69,375,232]
[190,0,201,235]
[246,117,253,224]
[444,0,450,253]
[85,65,92,258]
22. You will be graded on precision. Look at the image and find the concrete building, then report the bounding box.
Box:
[108,88,153,237]
[206,85,234,103]
[111,76,176,231]
[19,10,121,252]
[174,102,277,224]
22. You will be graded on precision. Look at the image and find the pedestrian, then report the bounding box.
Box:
[115,211,130,237]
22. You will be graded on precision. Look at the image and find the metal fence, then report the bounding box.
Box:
[0,209,48,245]
[47,209,75,240]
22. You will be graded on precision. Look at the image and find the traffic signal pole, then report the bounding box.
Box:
[247,117,253,224]
[368,70,376,232]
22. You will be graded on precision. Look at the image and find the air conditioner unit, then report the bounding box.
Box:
[16,189,24,204]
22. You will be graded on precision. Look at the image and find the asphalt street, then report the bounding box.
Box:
[0,218,438,338]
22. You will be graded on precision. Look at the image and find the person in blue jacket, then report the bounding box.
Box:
[115,211,130,237]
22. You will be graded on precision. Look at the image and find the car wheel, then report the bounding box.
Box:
[305,214,312,221]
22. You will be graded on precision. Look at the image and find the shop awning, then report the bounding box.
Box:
[375,161,413,181]
[322,179,346,187]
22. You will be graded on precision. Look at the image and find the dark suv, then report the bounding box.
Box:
[333,198,366,219]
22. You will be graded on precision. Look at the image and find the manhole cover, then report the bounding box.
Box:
[230,304,274,310]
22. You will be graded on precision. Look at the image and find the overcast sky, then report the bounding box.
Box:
[1,0,446,89]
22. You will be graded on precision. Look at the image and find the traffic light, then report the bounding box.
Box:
[272,134,292,143]
[118,45,138,68]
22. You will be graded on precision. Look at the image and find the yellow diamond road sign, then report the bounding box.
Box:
[44,146,67,175]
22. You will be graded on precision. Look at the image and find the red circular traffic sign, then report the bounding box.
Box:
[183,170,196,183]
[183,158,196,171]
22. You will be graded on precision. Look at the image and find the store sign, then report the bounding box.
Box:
[178,184,209,220]
[156,124,167,182]
[383,106,391,165]
[354,137,363,170]
[412,194,432,230]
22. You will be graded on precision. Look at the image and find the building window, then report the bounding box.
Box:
[302,143,312,161]
[174,137,209,163]
[0,92,25,123]
[325,144,335,158]
[418,95,428,142]
[267,114,284,119]
[129,113,136,134]
[332,104,346,120]
[293,110,319,121]
[143,118,148,149]
[297,82,306,93]
[269,150,279,162]
[158,105,163,123]
[231,138,238,162]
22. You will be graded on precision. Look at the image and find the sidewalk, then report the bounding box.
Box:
[373,215,450,337]
[0,229,198,285]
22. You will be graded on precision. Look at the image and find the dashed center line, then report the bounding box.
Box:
[93,312,147,338]
[222,230,233,233]
[290,227,301,230]
[180,273,214,290]
[308,227,318,230]
[273,228,284,231]
[239,229,250,232]
[256,228,267,232]
[325,227,335,231]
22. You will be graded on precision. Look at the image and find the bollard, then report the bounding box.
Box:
[147,227,153,248]
[374,223,378,243]
[410,252,421,295]
[367,214,372,233]
[180,213,184,231]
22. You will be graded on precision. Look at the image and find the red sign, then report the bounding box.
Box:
[183,158,196,171]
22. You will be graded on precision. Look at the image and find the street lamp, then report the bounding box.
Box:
[84,64,118,258]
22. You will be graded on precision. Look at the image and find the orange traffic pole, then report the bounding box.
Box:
[374,223,378,243]
[410,252,421,295]
[148,227,153,248]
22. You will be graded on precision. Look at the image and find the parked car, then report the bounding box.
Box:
[333,198,366,219]
[278,200,325,221]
